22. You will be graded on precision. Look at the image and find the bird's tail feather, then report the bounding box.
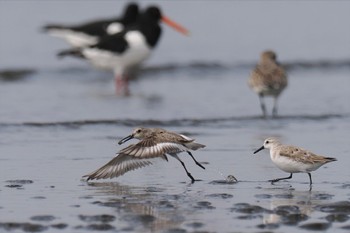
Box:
[42,24,66,32]
[185,142,206,150]
[325,157,337,162]
[57,49,83,59]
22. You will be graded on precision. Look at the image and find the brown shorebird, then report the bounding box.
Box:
[248,50,288,117]
[254,137,337,187]
[83,127,206,182]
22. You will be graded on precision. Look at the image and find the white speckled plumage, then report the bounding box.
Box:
[254,137,336,186]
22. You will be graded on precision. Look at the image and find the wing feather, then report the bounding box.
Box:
[83,153,154,181]
[279,146,330,164]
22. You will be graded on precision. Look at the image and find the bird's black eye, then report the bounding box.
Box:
[136,129,141,133]
[266,141,269,144]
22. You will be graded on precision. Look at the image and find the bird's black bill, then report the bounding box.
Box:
[118,135,133,145]
[253,146,265,154]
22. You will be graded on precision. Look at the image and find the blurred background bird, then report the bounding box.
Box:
[56,6,189,95]
[248,50,288,118]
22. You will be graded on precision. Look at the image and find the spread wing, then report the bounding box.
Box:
[83,153,153,181]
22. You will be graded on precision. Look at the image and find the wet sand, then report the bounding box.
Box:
[1,1,350,232]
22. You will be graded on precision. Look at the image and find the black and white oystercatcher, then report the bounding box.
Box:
[43,3,139,47]
[58,6,189,95]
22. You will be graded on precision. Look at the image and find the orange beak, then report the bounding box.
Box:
[161,16,189,36]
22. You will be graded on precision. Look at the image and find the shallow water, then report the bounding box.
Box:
[1,1,350,233]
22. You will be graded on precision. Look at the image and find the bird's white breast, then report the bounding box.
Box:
[81,30,151,75]
[270,150,321,173]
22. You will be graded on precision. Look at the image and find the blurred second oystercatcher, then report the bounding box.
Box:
[43,3,139,47]
[58,6,189,95]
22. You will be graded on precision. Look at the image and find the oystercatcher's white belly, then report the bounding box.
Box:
[82,30,151,74]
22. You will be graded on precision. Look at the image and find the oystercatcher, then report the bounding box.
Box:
[58,6,189,95]
[43,3,139,47]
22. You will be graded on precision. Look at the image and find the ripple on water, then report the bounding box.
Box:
[30,215,55,222]
[88,224,115,231]
[325,214,349,223]
[254,194,272,199]
[164,228,187,233]
[274,205,300,214]
[315,201,350,214]
[313,193,334,200]
[205,193,233,199]
[5,180,34,189]
[231,203,269,214]
[92,200,124,208]
[338,183,350,189]
[157,200,175,209]
[50,223,68,229]
[194,201,215,210]
[78,214,116,223]
[299,222,331,231]
[209,180,237,185]
[256,223,279,230]
[274,193,294,199]
[0,222,47,232]
[31,196,46,200]
[122,214,156,225]
[281,214,309,226]
[185,221,204,229]
[6,180,34,185]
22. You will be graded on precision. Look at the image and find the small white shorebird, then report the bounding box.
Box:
[254,137,336,186]
[248,50,288,117]
[84,127,205,182]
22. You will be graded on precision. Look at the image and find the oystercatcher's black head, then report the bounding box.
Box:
[143,6,162,22]
[137,5,189,47]
[123,3,139,23]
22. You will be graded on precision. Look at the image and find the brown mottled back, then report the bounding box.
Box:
[248,50,287,97]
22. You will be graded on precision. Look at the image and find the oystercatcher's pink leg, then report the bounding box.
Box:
[115,75,130,96]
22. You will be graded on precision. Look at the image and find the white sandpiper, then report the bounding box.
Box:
[254,137,337,186]
[83,127,205,182]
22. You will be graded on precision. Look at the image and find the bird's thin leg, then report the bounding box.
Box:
[123,74,130,96]
[268,173,293,184]
[115,75,130,96]
[272,96,278,117]
[307,173,312,185]
[187,151,205,170]
[308,173,313,191]
[259,94,267,118]
[115,75,123,95]
[171,154,195,183]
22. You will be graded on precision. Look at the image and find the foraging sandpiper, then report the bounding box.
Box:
[84,127,205,182]
[254,137,336,186]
